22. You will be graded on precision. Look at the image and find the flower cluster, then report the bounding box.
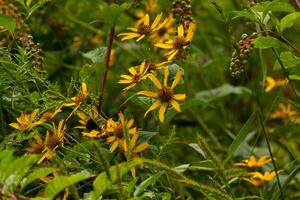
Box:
[235,155,283,186]
[118,10,196,122]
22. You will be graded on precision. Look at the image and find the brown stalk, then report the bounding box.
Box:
[98,26,115,113]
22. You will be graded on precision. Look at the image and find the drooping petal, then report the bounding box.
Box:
[144,100,160,117]
[110,141,119,153]
[158,103,167,122]
[129,134,139,149]
[127,119,134,128]
[170,99,181,112]
[118,112,125,127]
[138,90,158,97]
[148,74,162,89]
[170,69,182,89]
[173,94,186,100]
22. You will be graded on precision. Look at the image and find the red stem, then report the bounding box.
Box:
[293,0,300,9]
[98,27,115,113]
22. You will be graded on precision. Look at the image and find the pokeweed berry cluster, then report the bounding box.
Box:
[171,0,193,26]
[229,33,255,78]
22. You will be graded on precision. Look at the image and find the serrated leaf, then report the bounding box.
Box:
[21,167,58,189]
[279,12,300,32]
[223,111,257,165]
[274,51,300,70]
[82,47,107,63]
[134,171,164,197]
[253,36,285,49]
[92,160,142,199]
[45,170,91,200]
[0,14,16,33]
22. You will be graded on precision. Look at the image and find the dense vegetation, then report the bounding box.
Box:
[0,0,300,199]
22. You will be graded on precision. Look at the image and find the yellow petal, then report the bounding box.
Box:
[122,84,136,91]
[9,123,20,130]
[173,94,186,101]
[170,69,182,89]
[159,103,167,122]
[155,43,173,49]
[118,79,133,84]
[118,112,125,127]
[170,99,181,112]
[144,100,160,117]
[178,24,184,37]
[82,82,87,93]
[120,75,132,80]
[106,136,116,143]
[163,67,169,87]
[136,34,146,42]
[127,119,134,128]
[130,134,139,149]
[138,90,158,97]
[186,22,196,42]
[152,18,168,32]
[143,14,150,26]
[166,49,179,61]
[134,142,149,153]
[120,33,141,41]
[128,67,137,75]
[149,74,162,89]
[151,13,162,29]
[110,141,119,153]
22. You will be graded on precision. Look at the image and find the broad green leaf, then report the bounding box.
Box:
[274,51,300,70]
[253,1,295,13]
[134,171,164,197]
[82,47,107,63]
[92,160,142,199]
[289,74,300,80]
[223,111,257,165]
[21,167,58,189]
[230,10,259,22]
[279,12,300,32]
[195,84,252,102]
[0,14,16,33]
[45,170,91,200]
[2,154,38,193]
[100,2,131,25]
[253,36,285,49]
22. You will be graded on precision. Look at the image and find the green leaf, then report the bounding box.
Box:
[45,170,91,200]
[188,143,207,158]
[253,36,285,49]
[0,14,16,33]
[195,84,252,102]
[92,160,142,199]
[100,2,131,25]
[253,1,295,13]
[223,111,257,165]
[279,12,300,32]
[188,160,215,171]
[230,10,260,22]
[2,154,38,193]
[274,51,300,70]
[134,171,164,197]
[21,167,58,189]
[82,47,107,63]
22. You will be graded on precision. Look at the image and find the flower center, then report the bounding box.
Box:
[138,25,151,35]
[75,92,86,105]
[41,112,53,121]
[114,124,124,139]
[173,36,186,49]
[158,27,167,37]
[86,119,98,131]
[158,87,173,103]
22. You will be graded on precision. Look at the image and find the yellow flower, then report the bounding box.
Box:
[243,170,283,186]
[25,120,65,164]
[155,22,196,60]
[40,104,63,122]
[151,16,174,43]
[270,103,299,124]
[64,82,88,107]
[234,155,272,167]
[118,13,168,42]
[138,67,186,122]
[265,76,287,92]
[118,61,149,91]
[9,109,44,132]
[106,112,137,153]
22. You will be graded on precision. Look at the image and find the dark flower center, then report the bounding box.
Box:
[75,92,86,105]
[158,27,167,37]
[173,36,186,49]
[114,124,123,138]
[138,25,151,35]
[86,119,98,131]
[158,87,173,102]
